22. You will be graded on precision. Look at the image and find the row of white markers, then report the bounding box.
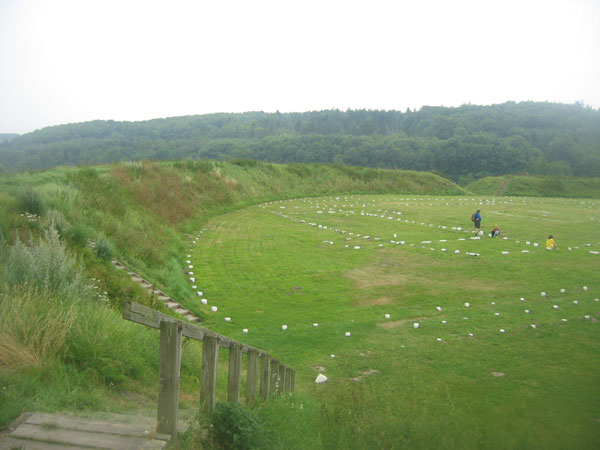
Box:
[186,230,596,337]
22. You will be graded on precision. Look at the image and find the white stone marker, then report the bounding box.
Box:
[436,306,442,311]
[560,289,566,293]
[541,292,546,297]
[385,314,391,319]
[315,374,328,384]
[225,317,231,322]
[211,306,217,312]
[242,329,249,334]
[464,302,470,307]
[345,332,351,337]
[531,324,537,329]
[436,338,443,342]
[500,329,506,333]
[553,305,559,309]
[281,325,288,330]
[413,323,420,329]
[524,309,530,314]
[583,286,589,291]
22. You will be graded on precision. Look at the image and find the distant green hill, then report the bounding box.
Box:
[467,175,600,198]
[1,102,599,180]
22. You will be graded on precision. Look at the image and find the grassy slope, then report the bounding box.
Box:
[468,175,600,198]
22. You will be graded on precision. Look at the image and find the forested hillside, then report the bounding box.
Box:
[0,134,18,144]
[1,102,599,181]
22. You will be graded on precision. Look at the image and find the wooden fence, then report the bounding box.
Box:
[123,301,295,438]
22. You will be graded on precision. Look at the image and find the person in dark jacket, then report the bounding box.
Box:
[472,209,481,235]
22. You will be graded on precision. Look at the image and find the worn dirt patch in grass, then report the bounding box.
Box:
[345,250,506,293]
[379,317,426,329]
[356,296,394,306]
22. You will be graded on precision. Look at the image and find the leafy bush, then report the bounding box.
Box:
[94,233,113,261]
[230,158,260,168]
[210,402,272,450]
[15,187,46,215]
[65,223,92,248]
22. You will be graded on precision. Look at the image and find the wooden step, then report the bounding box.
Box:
[1,412,168,450]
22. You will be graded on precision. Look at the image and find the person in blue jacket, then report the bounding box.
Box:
[472,209,481,235]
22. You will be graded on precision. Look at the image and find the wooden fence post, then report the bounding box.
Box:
[284,367,292,393]
[157,320,182,437]
[270,360,280,397]
[228,342,243,403]
[246,350,258,405]
[278,364,286,395]
[260,354,271,401]
[200,335,219,413]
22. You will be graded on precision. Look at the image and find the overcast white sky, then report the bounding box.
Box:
[1,0,599,134]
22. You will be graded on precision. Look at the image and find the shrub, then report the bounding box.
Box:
[4,225,91,300]
[94,233,113,261]
[66,223,92,248]
[45,209,71,237]
[230,158,260,168]
[15,187,46,215]
[210,402,272,450]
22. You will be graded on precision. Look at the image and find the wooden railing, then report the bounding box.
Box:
[122,301,295,438]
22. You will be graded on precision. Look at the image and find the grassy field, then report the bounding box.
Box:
[180,194,600,448]
[1,163,599,448]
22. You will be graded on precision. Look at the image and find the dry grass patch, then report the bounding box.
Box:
[356,296,394,307]
[379,317,425,330]
[345,250,507,294]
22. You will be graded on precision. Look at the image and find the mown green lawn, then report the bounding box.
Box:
[182,194,599,449]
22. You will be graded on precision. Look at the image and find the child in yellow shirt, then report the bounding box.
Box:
[546,235,557,250]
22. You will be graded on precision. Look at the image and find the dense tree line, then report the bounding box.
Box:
[1,102,599,181]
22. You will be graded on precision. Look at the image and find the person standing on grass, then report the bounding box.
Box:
[546,235,558,250]
[471,209,482,235]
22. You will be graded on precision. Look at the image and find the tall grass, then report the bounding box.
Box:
[0,285,75,371]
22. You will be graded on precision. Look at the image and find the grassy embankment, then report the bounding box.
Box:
[469,175,600,198]
[0,160,463,445]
